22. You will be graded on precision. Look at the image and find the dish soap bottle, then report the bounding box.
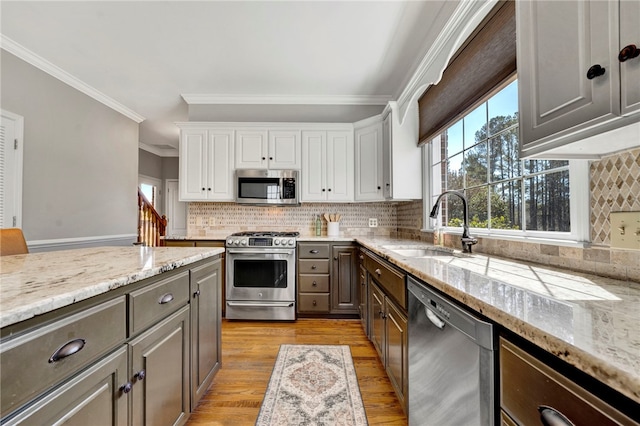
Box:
[315,215,322,236]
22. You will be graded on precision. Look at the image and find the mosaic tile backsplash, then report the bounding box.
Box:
[188,148,639,282]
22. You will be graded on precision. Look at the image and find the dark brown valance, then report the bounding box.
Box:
[418,0,516,145]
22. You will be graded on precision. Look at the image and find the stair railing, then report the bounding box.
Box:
[137,188,167,247]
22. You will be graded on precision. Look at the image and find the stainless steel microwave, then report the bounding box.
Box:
[236,169,299,205]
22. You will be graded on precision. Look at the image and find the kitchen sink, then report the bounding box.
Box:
[383,246,460,258]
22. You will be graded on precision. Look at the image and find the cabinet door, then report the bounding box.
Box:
[269,130,301,169]
[208,130,235,201]
[3,347,129,426]
[517,0,619,149]
[331,245,358,315]
[130,306,190,426]
[179,129,208,201]
[355,122,384,201]
[369,282,385,362]
[190,260,222,410]
[385,300,408,411]
[326,130,354,202]
[235,130,268,169]
[382,113,392,199]
[620,0,640,115]
[301,131,327,201]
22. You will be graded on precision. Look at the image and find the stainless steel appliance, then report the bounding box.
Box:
[407,276,496,425]
[225,231,298,320]
[235,169,299,205]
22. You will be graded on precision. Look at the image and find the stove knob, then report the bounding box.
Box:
[226,239,232,246]
[288,239,295,246]
[241,240,247,245]
[274,239,280,245]
[234,240,240,245]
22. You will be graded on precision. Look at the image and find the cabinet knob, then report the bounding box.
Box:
[207,188,211,191]
[312,300,317,306]
[619,44,640,62]
[193,289,201,297]
[120,382,133,394]
[377,186,381,190]
[202,187,205,191]
[311,265,317,270]
[359,255,364,260]
[269,157,273,160]
[312,281,317,286]
[328,188,332,192]
[334,256,338,260]
[262,157,266,160]
[134,369,146,381]
[586,64,605,80]
[375,268,382,276]
[322,189,326,192]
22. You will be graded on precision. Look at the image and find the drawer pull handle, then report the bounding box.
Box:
[618,44,640,62]
[134,369,146,381]
[313,300,317,306]
[158,293,174,304]
[310,250,319,254]
[375,268,382,276]
[49,338,86,363]
[538,406,575,426]
[120,382,133,394]
[311,265,317,270]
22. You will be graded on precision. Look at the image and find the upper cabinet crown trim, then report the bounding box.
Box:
[181,94,392,106]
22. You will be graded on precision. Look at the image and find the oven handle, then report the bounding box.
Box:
[227,301,294,308]
[226,249,295,256]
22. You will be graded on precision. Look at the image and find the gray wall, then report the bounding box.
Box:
[1,51,139,242]
[139,148,163,179]
[162,157,179,179]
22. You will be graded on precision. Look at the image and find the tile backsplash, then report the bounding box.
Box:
[187,148,639,283]
[188,202,397,237]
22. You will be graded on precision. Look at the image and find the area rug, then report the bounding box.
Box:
[256,344,368,426]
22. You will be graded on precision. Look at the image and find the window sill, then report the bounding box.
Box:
[421,228,590,249]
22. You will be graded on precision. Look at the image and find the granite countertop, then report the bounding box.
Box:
[355,237,640,404]
[0,246,224,329]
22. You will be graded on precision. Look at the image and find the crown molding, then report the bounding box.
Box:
[181,94,392,106]
[139,142,178,157]
[1,35,146,124]
[395,0,498,124]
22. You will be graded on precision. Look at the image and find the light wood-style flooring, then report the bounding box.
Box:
[187,318,407,425]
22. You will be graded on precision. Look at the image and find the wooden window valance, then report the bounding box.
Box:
[418,0,516,146]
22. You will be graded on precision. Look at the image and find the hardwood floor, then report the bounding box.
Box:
[187,318,407,425]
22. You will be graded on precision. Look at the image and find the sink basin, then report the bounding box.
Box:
[383,246,458,258]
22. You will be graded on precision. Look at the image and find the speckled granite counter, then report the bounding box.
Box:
[0,246,224,329]
[355,237,640,404]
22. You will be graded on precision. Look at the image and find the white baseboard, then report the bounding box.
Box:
[27,234,138,253]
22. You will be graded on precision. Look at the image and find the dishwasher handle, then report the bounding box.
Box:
[426,307,445,329]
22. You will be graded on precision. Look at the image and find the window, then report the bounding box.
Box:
[424,78,588,241]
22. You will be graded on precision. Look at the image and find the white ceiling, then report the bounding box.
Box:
[1,1,460,151]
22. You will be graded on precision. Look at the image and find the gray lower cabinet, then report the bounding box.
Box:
[330,245,358,315]
[3,345,129,426]
[130,305,190,426]
[190,260,222,410]
[358,252,368,336]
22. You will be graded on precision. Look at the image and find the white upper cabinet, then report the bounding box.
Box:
[301,128,354,202]
[179,127,234,201]
[354,117,384,201]
[518,0,640,159]
[235,128,301,169]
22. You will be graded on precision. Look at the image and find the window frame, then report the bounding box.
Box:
[421,81,590,244]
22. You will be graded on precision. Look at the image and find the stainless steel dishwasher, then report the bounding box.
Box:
[408,276,496,425]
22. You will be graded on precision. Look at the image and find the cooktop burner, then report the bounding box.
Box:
[229,231,300,238]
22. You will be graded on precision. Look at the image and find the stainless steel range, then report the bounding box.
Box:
[225,231,298,320]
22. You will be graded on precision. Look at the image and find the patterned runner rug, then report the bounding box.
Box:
[256,344,368,426]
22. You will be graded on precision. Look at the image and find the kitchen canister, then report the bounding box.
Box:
[327,222,340,237]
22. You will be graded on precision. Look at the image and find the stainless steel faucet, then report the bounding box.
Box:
[429,190,478,253]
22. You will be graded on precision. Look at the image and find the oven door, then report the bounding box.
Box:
[226,248,296,302]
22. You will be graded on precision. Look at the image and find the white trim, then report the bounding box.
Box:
[1,109,24,229]
[569,160,591,242]
[353,114,383,129]
[139,142,178,157]
[181,94,392,106]
[175,121,354,130]
[27,234,138,252]
[396,0,499,125]
[1,35,145,124]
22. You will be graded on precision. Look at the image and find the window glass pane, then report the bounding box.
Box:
[464,141,487,188]
[524,170,570,232]
[464,104,487,148]
[446,153,464,190]
[432,161,445,197]
[488,80,518,136]
[431,135,443,166]
[445,120,463,157]
[491,181,522,230]
[489,135,520,182]
[444,194,466,227]
[466,187,488,229]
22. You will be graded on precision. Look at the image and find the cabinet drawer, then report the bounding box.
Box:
[500,338,635,426]
[298,243,330,259]
[364,252,406,309]
[0,297,127,416]
[298,259,329,274]
[298,294,330,312]
[129,271,189,335]
[298,275,330,292]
